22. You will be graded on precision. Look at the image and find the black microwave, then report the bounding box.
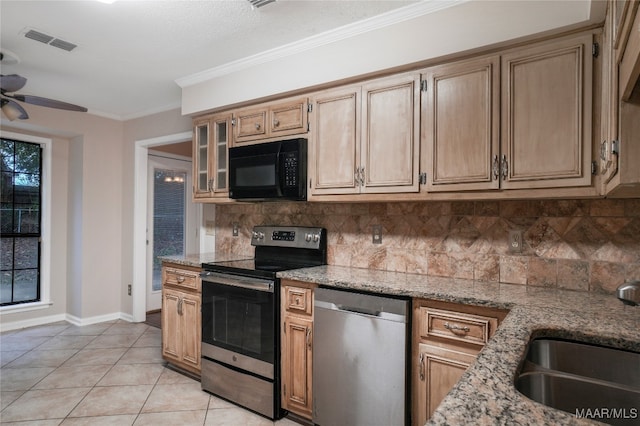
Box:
[229,138,307,201]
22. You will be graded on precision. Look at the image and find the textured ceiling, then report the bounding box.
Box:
[0,0,417,120]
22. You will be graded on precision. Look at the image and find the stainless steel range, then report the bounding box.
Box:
[200,225,327,420]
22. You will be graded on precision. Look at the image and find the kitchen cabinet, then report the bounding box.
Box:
[500,33,594,190]
[280,279,316,419]
[233,96,308,145]
[192,113,232,201]
[161,263,202,375]
[412,299,507,426]
[421,55,500,192]
[309,73,421,197]
[601,0,640,197]
[423,33,594,193]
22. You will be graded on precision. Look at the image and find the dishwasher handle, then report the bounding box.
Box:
[315,299,406,323]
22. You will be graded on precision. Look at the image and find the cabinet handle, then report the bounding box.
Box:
[178,297,183,316]
[354,167,360,187]
[444,322,470,334]
[419,352,425,381]
[255,123,261,130]
[273,119,280,127]
[492,155,500,180]
[306,328,312,349]
[501,154,508,179]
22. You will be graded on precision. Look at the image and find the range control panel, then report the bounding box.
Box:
[251,226,325,249]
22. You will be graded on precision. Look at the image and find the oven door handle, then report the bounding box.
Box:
[200,271,275,293]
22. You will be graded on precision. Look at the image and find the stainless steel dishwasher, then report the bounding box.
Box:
[313,287,409,426]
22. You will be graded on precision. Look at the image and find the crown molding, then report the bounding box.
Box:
[176,0,468,88]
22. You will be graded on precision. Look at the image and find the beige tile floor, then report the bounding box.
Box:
[0,320,300,426]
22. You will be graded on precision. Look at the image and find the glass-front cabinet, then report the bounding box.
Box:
[192,113,232,200]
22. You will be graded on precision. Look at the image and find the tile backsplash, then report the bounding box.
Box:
[215,199,640,294]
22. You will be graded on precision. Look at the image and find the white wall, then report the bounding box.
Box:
[180,0,605,115]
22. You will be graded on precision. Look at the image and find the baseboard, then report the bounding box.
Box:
[0,313,67,333]
[1,311,137,332]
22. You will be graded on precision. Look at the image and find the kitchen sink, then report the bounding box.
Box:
[515,338,640,425]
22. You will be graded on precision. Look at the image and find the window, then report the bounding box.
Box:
[1,138,42,306]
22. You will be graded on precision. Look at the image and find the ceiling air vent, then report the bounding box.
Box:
[247,0,276,9]
[24,29,78,52]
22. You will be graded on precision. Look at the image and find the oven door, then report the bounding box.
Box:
[201,271,276,379]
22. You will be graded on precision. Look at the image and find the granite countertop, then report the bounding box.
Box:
[159,252,251,268]
[278,265,640,425]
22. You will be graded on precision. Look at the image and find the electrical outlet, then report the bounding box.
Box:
[127,284,132,296]
[372,225,383,244]
[508,230,523,253]
[232,222,239,237]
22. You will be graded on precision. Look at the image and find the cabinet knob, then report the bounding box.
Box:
[255,123,261,130]
[177,275,185,283]
[295,297,301,305]
[273,119,280,127]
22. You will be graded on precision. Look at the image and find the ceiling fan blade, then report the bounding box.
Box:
[10,94,88,112]
[0,74,27,93]
[1,98,29,120]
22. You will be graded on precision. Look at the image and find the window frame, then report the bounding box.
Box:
[0,131,52,313]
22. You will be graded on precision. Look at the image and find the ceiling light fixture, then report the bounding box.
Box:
[1,99,27,121]
[247,0,276,9]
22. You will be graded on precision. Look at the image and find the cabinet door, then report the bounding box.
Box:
[282,315,313,418]
[162,289,181,361]
[309,86,361,195]
[211,114,232,194]
[415,343,476,426]
[193,118,213,199]
[270,98,308,137]
[361,73,420,193]
[501,34,593,189]
[423,56,500,192]
[181,294,201,372]
[234,107,267,143]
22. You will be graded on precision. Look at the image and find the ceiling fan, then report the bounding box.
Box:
[1,51,88,121]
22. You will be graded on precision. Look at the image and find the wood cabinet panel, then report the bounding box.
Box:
[362,73,420,193]
[412,299,507,425]
[310,86,361,194]
[234,97,308,145]
[416,343,476,425]
[422,56,500,191]
[501,33,593,189]
[282,316,313,418]
[281,280,316,419]
[235,108,267,142]
[192,113,232,201]
[162,289,181,360]
[161,263,201,375]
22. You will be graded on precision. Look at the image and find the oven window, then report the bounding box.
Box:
[235,164,275,187]
[202,281,274,364]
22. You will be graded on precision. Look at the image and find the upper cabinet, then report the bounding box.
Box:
[601,0,640,197]
[422,33,594,193]
[421,55,500,192]
[309,73,421,197]
[192,27,607,202]
[234,97,309,145]
[192,112,232,201]
[500,33,594,190]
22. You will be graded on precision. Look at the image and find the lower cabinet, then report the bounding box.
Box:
[412,299,507,425]
[280,279,316,419]
[161,263,202,375]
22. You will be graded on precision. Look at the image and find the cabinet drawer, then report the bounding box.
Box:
[284,286,313,316]
[420,307,495,346]
[163,267,200,291]
[235,109,267,141]
[270,99,307,135]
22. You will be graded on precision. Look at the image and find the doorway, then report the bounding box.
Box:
[146,153,197,312]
